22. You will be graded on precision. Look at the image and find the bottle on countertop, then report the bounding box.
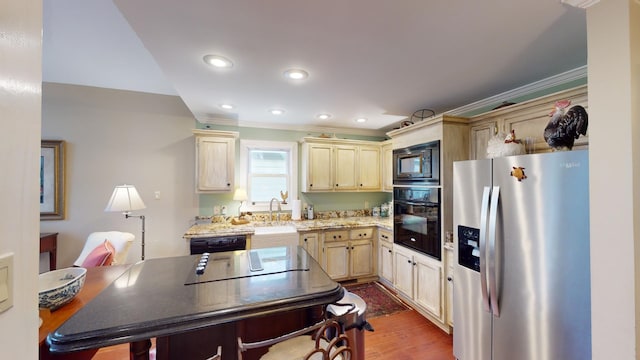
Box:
[307,205,314,220]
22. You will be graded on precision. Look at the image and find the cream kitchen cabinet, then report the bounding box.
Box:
[322,228,375,281]
[192,130,238,193]
[301,137,381,192]
[300,231,320,263]
[334,144,358,190]
[394,244,443,322]
[357,145,381,190]
[381,141,393,192]
[444,244,454,327]
[378,228,394,286]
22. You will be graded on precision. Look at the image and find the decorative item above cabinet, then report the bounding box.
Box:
[193,129,239,193]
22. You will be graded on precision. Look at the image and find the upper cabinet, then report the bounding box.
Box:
[301,137,382,192]
[193,130,239,193]
[468,85,588,159]
[381,141,393,192]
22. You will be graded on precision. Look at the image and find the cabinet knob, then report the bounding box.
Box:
[388,249,392,253]
[335,184,339,187]
[310,184,313,187]
[304,238,308,242]
[226,183,231,186]
[407,259,412,264]
[413,262,417,266]
[447,277,453,282]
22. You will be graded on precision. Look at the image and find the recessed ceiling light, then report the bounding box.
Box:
[283,69,309,80]
[355,117,367,123]
[203,55,233,68]
[316,113,332,120]
[269,108,285,115]
[220,104,234,110]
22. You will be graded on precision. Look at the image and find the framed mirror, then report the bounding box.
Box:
[40,140,65,220]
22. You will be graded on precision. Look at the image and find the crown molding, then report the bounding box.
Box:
[561,0,600,9]
[445,66,587,116]
[197,116,388,138]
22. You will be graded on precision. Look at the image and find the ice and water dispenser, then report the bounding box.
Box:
[458,225,480,272]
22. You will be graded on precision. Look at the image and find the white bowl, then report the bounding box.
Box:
[38,267,87,310]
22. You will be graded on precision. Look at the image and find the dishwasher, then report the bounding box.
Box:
[189,235,247,254]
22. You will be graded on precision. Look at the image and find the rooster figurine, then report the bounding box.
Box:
[544,100,588,151]
[280,190,288,204]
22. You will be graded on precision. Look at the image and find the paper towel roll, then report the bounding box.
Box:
[292,200,302,220]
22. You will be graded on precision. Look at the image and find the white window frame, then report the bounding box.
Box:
[239,139,298,213]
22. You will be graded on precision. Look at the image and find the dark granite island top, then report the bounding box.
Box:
[47,246,343,357]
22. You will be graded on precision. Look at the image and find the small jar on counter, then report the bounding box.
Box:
[380,203,389,217]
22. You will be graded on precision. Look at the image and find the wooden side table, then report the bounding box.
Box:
[40,232,58,271]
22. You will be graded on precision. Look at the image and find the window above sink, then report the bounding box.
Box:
[238,139,299,213]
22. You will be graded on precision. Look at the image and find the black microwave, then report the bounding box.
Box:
[393,140,440,185]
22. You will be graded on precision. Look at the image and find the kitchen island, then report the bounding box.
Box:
[46,246,343,360]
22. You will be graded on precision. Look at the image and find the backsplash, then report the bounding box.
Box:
[195,208,380,224]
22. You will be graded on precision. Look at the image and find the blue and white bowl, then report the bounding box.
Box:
[38,267,87,310]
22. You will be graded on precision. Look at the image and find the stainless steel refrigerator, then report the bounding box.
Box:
[452,150,591,360]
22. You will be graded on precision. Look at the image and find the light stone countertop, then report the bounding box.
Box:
[183,216,393,239]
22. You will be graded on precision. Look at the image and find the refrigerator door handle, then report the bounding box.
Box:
[479,186,491,313]
[488,185,500,317]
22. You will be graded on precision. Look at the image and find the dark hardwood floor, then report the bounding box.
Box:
[92,309,453,359]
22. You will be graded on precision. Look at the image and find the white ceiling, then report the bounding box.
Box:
[42,0,587,134]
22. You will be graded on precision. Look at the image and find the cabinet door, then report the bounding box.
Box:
[358,145,381,190]
[308,144,334,191]
[196,136,234,192]
[414,256,442,319]
[379,240,394,283]
[394,248,413,298]
[350,240,373,278]
[445,248,454,326]
[323,241,349,280]
[334,145,357,190]
[470,122,497,160]
[382,143,393,191]
[300,232,319,262]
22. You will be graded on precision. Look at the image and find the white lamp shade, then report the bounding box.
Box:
[105,184,146,213]
[233,188,248,201]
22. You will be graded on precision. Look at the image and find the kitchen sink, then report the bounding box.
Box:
[253,225,297,235]
[251,225,299,249]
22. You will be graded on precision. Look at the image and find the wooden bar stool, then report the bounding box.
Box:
[237,319,352,360]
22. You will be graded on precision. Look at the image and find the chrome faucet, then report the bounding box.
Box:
[269,197,282,222]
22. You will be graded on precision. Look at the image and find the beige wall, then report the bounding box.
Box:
[588,0,640,358]
[40,83,198,267]
[0,0,41,357]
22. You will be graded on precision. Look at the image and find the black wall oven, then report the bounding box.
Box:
[393,187,441,260]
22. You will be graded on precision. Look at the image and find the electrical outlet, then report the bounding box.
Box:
[364,201,370,209]
[213,206,221,215]
[154,191,161,200]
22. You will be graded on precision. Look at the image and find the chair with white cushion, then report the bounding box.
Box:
[237,319,352,360]
[73,231,135,267]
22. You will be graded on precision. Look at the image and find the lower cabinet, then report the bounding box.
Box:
[322,228,374,281]
[393,244,443,321]
[378,229,394,285]
[299,231,320,262]
[445,244,454,327]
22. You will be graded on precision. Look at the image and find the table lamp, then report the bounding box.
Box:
[233,188,248,216]
[105,184,147,260]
